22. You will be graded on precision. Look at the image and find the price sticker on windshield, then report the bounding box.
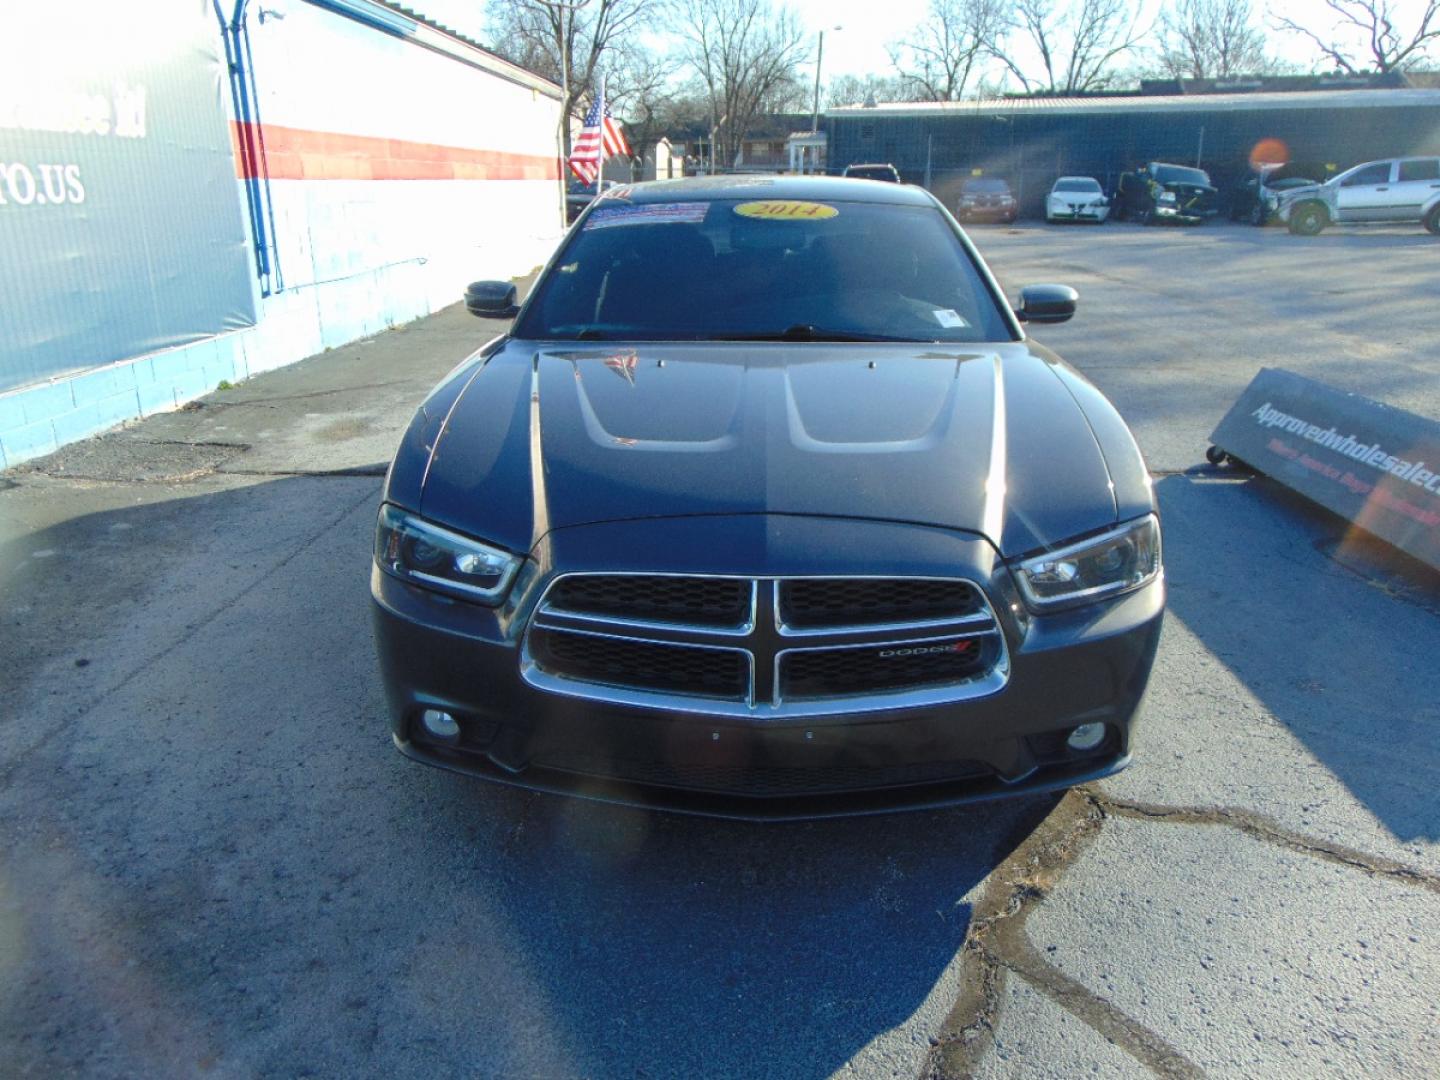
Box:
[734,200,839,220]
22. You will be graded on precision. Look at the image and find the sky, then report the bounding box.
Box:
[419,0,1438,90]
[778,0,1432,83]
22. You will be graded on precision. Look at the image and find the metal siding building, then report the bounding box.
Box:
[827,90,1440,217]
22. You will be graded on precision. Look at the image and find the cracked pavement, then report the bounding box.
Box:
[2,225,1438,1077]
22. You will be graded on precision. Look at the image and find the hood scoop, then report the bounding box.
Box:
[533,345,1005,536]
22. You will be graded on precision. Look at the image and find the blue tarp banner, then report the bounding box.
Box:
[1211,368,1440,571]
[0,0,256,394]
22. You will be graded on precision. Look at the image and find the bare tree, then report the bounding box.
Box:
[987,0,1147,94]
[606,45,681,158]
[485,0,659,148]
[826,73,912,107]
[1273,0,1440,74]
[887,0,1006,101]
[668,0,809,167]
[1156,0,1271,77]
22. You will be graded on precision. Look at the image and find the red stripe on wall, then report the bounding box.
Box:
[230,122,560,181]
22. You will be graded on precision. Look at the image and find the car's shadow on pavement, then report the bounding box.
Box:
[405,770,1054,1078]
[1151,472,1440,843]
[0,473,1055,1079]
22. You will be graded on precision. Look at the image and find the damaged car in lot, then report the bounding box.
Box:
[1114,162,1218,225]
[371,176,1164,819]
[1228,161,1331,226]
[1276,156,1440,236]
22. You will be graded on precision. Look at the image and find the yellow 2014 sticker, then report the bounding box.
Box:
[733,200,839,220]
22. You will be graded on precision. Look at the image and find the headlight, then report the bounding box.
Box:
[1158,191,1177,205]
[1011,516,1161,612]
[375,504,521,605]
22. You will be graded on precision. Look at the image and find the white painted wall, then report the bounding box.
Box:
[248,0,563,310]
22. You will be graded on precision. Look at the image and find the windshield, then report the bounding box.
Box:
[962,178,1010,193]
[1053,179,1101,193]
[1152,164,1212,186]
[515,198,1013,343]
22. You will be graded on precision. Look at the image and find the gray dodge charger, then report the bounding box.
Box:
[371,176,1164,819]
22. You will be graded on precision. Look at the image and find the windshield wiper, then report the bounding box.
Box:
[716,324,921,343]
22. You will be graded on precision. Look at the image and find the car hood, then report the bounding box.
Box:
[1276,180,1326,200]
[1159,181,1217,198]
[413,341,1138,558]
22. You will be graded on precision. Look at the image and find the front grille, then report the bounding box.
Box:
[544,574,750,628]
[780,577,982,630]
[781,638,991,700]
[529,627,748,700]
[523,573,1007,715]
[535,750,989,797]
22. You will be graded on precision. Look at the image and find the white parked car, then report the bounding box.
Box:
[1276,156,1440,235]
[1046,176,1110,224]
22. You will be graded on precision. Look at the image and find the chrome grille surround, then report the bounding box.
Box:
[520,573,1010,719]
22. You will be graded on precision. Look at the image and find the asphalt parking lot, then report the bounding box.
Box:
[3,221,1438,1078]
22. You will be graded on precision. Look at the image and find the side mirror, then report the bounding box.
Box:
[1016,284,1078,325]
[465,281,519,319]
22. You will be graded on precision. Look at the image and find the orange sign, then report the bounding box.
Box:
[1249,138,1290,170]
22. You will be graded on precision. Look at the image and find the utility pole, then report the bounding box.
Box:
[710,113,727,174]
[811,25,841,135]
[554,0,588,226]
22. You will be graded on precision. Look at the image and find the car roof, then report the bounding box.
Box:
[600,175,935,208]
[1344,156,1438,170]
[1053,175,1100,183]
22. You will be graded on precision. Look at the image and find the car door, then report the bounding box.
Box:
[1392,159,1440,221]
[1334,161,1397,222]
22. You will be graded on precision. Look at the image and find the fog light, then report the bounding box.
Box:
[420,709,460,740]
[1066,723,1107,751]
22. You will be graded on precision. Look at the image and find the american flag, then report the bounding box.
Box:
[567,80,630,184]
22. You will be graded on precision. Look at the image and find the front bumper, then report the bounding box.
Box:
[1048,205,1109,222]
[959,208,1018,223]
[1153,205,1208,224]
[371,515,1164,819]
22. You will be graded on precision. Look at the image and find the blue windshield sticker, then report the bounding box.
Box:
[584,202,709,229]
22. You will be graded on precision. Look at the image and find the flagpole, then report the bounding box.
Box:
[556,1,580,227]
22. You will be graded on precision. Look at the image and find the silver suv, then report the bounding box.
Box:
[1276,157,1440,236]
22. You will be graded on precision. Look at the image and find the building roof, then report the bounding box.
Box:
[364,1,563,99]
[664,113,818,145]
[829,88,1440,119]
[1139,71,1440,94]
[743,114,818,140]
